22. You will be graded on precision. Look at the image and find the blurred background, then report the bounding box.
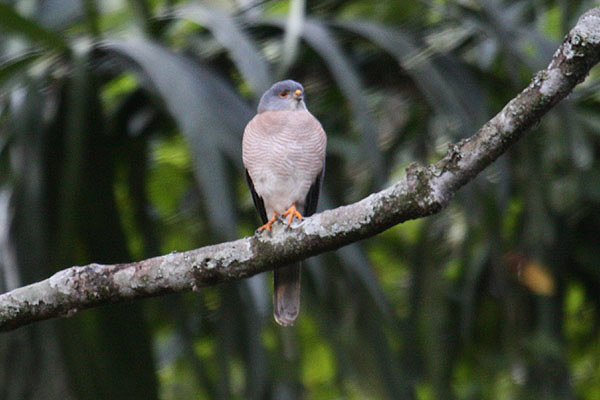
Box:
[1,0,600,399]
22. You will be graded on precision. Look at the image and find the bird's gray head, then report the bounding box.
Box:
[257,80,307,113]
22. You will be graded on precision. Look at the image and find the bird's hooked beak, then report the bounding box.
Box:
[292,89,303,101]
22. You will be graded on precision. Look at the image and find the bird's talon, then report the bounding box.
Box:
[257,222,273,232]
[257,212,279,233]
[257,225,270,233]
[282,204,303,226]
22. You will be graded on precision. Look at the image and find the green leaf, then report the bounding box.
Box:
[176,3,271,96]
[337,20,487,134]
[35,0,84,30]
[277,0,305,75]
[0,3,68,51]
[102,39,253,239]
[0,51,41,86]
[0,76,55,400]
[301,18,385,187]
[337,245,393,319]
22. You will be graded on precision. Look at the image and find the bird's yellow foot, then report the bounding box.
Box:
[258,212,279,232]
[282,203,303,225]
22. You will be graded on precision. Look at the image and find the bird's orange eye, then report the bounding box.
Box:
[279,90,289,98]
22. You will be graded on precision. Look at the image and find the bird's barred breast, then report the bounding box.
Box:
[242,110,326,215]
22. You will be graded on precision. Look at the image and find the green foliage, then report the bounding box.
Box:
[1,0,600,399]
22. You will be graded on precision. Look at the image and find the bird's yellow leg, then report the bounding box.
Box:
[258,212,279,232]
[282,203,303,225]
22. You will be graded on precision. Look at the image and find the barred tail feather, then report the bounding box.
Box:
[273,263,301,326]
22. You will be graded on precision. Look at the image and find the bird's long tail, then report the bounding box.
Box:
[273,263,301,326]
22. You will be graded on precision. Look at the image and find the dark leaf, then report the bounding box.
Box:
[0,51,42,86]
[337,20,487,133]
[101,39,253,239]
[0,3,68,51]
[177,3,271,96]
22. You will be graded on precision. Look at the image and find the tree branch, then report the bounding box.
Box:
[2,8,600,332]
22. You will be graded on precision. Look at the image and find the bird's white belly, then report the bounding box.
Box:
[252,166,310,216]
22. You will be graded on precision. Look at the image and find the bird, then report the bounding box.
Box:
[242,80,327,326]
